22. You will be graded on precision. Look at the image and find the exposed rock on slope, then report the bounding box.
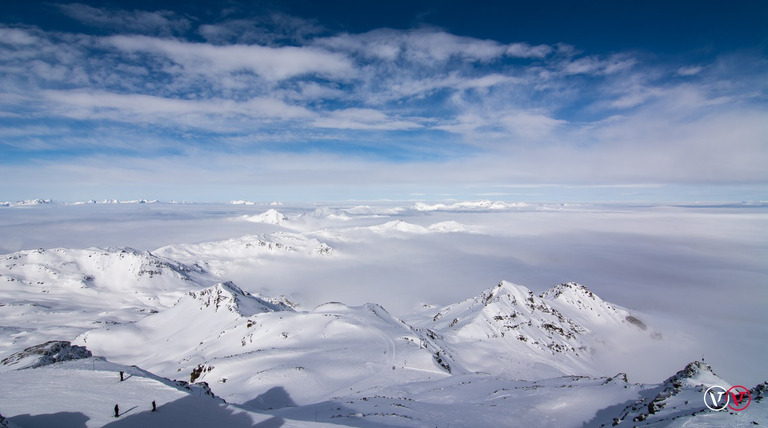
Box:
[187,281,294,315]
[1,341,92,370]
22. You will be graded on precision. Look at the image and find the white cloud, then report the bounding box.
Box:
[41,90,313,129]
[312,108,423,131]
[0,27,39,45]
[609,87,664,108]
[454,73,521,90]
[677,65,703,76]
[199,14,324,45]
[58,3,191,36]
[505,42,552,58]
[316,28,509,63]
[499,111,567,139]
[406,30,508,62]
[561,54,637,76]
[105,35,355,81]
[1,14,765,197]
[435,108,566,144]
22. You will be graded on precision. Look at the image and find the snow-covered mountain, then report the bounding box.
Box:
[413,281,662,379]
[75,284,444,406]
[0,247,214,356]
[152,232,333,277]
[69,279,684,416]
[0,199,56,207]
[0,223,765,426]
[241,209,288,225]
[588,361,767,427]
[0,247,206,294]
[411,200,528,211]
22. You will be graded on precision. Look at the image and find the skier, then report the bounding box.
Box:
[119,371,124,381]
[114,404,119,418]
[151,400,157,412]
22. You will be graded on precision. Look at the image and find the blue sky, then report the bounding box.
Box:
[1,0,766,202]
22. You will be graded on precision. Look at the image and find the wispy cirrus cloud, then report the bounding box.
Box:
[58,3,191,36]
[199,14,325,46]
[312,108,423,131]
[40,90,313,130]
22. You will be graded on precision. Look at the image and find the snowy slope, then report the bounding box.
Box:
[0,247,213,358]
[74,280,688,413]
[0,356,328,428]
[0,247,205,297]
[75,287,446,407]
[75,282,292,378]
[2,346,765,428]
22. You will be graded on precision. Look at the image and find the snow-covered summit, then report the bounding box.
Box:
[430,281,584,337]
[606,361,732,425]
[153,232,333,278]
[363,219,478,235]
[540,281,596,300]
[187,282,293,316]
[666,360,727,388]
[0,199,56,207]
[429,282,587,360]
[242,209,288,225]
[540,282,641,327]
[427,220,477,233]
[369,219,429,234]
[412,200,529,211]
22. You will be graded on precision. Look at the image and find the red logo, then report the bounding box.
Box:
[727,385,751,411]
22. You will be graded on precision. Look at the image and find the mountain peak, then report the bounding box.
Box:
[666,360,722,386]
[539,282,637,328]
[430,281,585,345]
[187,282,291,317]
[603,360,733,426]
[242,209,287,225]
[540,282,597,301]
[484,281,534,305]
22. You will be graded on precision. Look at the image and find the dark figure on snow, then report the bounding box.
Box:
[151,400,157,412]
[119,371,124,381]
[114,404,119,418]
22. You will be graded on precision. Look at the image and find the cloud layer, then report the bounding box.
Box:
[0,4,766,201]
